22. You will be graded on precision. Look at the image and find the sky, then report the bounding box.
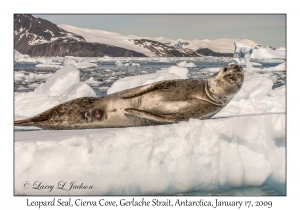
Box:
[35,14,286,48]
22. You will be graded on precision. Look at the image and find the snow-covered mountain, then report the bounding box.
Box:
[14,14,146,57]
[14,14,284,58]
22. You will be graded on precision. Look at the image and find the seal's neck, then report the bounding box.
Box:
[204,80,225,106]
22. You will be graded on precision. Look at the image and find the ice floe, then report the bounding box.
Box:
[177,61,197,67]
[14,113,285,195]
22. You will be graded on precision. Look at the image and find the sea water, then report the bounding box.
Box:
[14,61,286,97]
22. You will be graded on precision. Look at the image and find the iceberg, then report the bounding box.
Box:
[234,42,285,59]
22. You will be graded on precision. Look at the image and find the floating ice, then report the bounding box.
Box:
[234,42,285,59]
[76,60,98,69]
[34,65,80,96]
[14,72,26,82]
[14,50,37,64]
[255,62,285,72]
[14,113,285,195]
[85,77,102,86]
[62,58,97,69]
[15,65,96,119]
[35,63,61,69]
[177,61,197,68]
[63,58,77,67]
[107,66,188,95]
[115,60,125,66]
[58,82,97,103]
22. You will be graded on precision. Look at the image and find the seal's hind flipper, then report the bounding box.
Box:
[14,97,97,128]
[121,80,177,99]
[125,108,182,123]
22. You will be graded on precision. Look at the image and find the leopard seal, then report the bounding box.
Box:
[14,64,244,130]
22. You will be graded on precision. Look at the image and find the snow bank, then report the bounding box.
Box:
[107,66,188,95]
[14,113,285,195]
[176,61,197,68]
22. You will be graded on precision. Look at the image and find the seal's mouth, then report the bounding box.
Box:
[224,72,243,85]
[221,65,244,84]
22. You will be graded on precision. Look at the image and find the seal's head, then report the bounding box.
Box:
[208,64,244,103]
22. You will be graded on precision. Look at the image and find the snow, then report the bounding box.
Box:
[14,113,285,195]
[176,61,197,68]
[58,25,269,54]
[107,66,188,95]
[59,24,155,57]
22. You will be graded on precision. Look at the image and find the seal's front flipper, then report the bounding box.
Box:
[125,108,182,123]
[121,80,177,99]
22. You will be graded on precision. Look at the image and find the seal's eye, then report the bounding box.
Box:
[223,68,227,72]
